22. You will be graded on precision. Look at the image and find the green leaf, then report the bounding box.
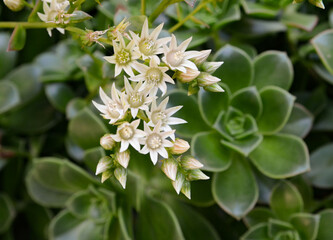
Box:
[270,181,304,221]
[268,219,294,237]
[23,203,51,239]
[136,195,185,240]
[317,209,333,240]
[313,63,333,85]
[212,153,258,220]
[257,86,295,134]
[191,132,232,172]
[213,5,241,29]
[65,137,85,162]
[241,223,270,240]
[280,103,313,138]
[83,147,105,173]
[0,33,17,78]
[244,207,275,228]
[0,194,15,234]
[68,108,108,150]
[241,0,279,18]
[7,25,26,51]
[118,207,133,240]
[311,29,333,75]
[290,213,320,240]
[231,86,263,118]
[307,143,333,188]
[313,103,333,131]
[70,11,92,23]
[198,83,230,126]
[221,133,263,157]
[189,179,215,207]
[66,98,86,119]
[166,90,209,137]
[0,81,20,114]
[281,12,318,32]
[250,134,309,178]
[45,83,75,112]
[213,45,253,93]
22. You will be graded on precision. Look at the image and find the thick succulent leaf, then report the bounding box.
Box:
[198,83,230,126]
[307,143,333,188]
[0,194,15,234]
[253,51,293,91]
[189,179,215,207]
[317,209,333,240]
[257,86,295,134]
[280,103,313,138]
[244,207,275,228]
[118,206,133,240]
[83,147,105,173]
[231,86,262,118]
[290,213,320,240]
[250,134,309,178]
[241,0,279,18]
[0,81,20,114]
[214,5,241,29]
[281,12,318,32]
[221,133,263,157]
[212,153,258,220]
[167,90,209,137]
[311,29,333,75]
[45,83,75,112]
[313,103,333,131]
[213,45,253,93]
[68,108,108,150]
[66,98,86,119]
[268,219,294,237]
[7,25,26,51]
[191,132,232,172]
[241,223,270,240]
[270,181,304,221]
[0,33,17,78]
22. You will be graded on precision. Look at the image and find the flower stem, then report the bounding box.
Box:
[141,0,146,15]
[149,0,183,23]
[0,22,58,29]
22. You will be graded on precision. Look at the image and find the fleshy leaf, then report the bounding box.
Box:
[290,213,320,240]
[244,207,275,228]
[0,194,15,234]
[317,209,333,240]
[221,133,263,157]
[311,29,333,75]
[241,223,270,240]
[0,33,17,78]
[45,83,75,113]
[0,81,20,114]
[7,25,26,51]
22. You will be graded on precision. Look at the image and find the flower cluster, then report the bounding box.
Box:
[94,18,221,198]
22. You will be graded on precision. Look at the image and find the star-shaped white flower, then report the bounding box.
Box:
[104,33,140,77]
[111,119,145,152]
[162,34,201,73]
[146,97,186,140]
[123,77,154,118]
[140,122,174,165]
[130,58,174,96]
[92,84,127,124]
[130,18,171,64]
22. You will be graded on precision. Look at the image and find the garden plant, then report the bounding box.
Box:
[1,0,333,239]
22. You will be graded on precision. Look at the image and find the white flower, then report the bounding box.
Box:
[162,34,201,73]
[192,49,211,65]
[116,150,130,168]
[100,134,116,150]
[172,172,185,194]
[104,33,140,77]
[130,18,171,64]
[181,156,204,170]
[111,119,145,152]
[140,122,174,165]
[95,156,112,175]
[146,97,186,140]
[170,139,190,155]
[161,158,178,181]
[130,59,174,96]
[114,167,127,189]
[92,84,126,124]
[37,0,70,36]
[197,72,221,86]
[123,77,154,118]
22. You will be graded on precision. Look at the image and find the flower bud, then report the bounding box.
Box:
[176,68,200,83]
[100,134,116,150]
[203,83,225,93]
[96,156,113,175]
[197,73,221,86]
[101,169,113,183]
[170,139,190,155]
[202,62,224,74]
[192,50,211,65]
[3,0,24,11]
[309,0,325,9]
[161,158,178,181]
[181,156,203,170]
[187,81,199,96]
[181,181,191,199]
[116,150,130,168]
[114,167,127,189]
[172,172,185,194]
[187,169,210,181]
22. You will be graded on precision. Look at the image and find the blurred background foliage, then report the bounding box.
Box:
[1,0,333,239]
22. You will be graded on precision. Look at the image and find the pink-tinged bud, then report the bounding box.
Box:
[161,158,178,181]
[101,169,113,183]
[116,150,130,168]
[187,169,210,181]
[197,72,221,86]
[192,50,211,65]
[100,134,116,150]
[176,68,200,83]
[96,156,113,175]
[181,156,203,170]
[181,181,191,199]
[170,139,190,155]
[202,62,224,74]
[172,172,185,194]
[204,83,225,93]
[114,167,127,189]
[3,0,24,11]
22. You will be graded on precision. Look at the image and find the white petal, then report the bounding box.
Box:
[130,139,141,151]
[150,151,158,165]
[158,147,168,158]
[120,141,130,152]
[168,117,187,125]
[140,145,149,154]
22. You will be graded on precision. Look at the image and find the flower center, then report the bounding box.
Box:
[116,49,131,65]
[106,103,121,119]
[166,50,184,67]
[147,133,162,150]
[119,125,134,140]
[151,111,166,125]
[139,38,155,56]
[129,92,144,108]
[146,68,163,85]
